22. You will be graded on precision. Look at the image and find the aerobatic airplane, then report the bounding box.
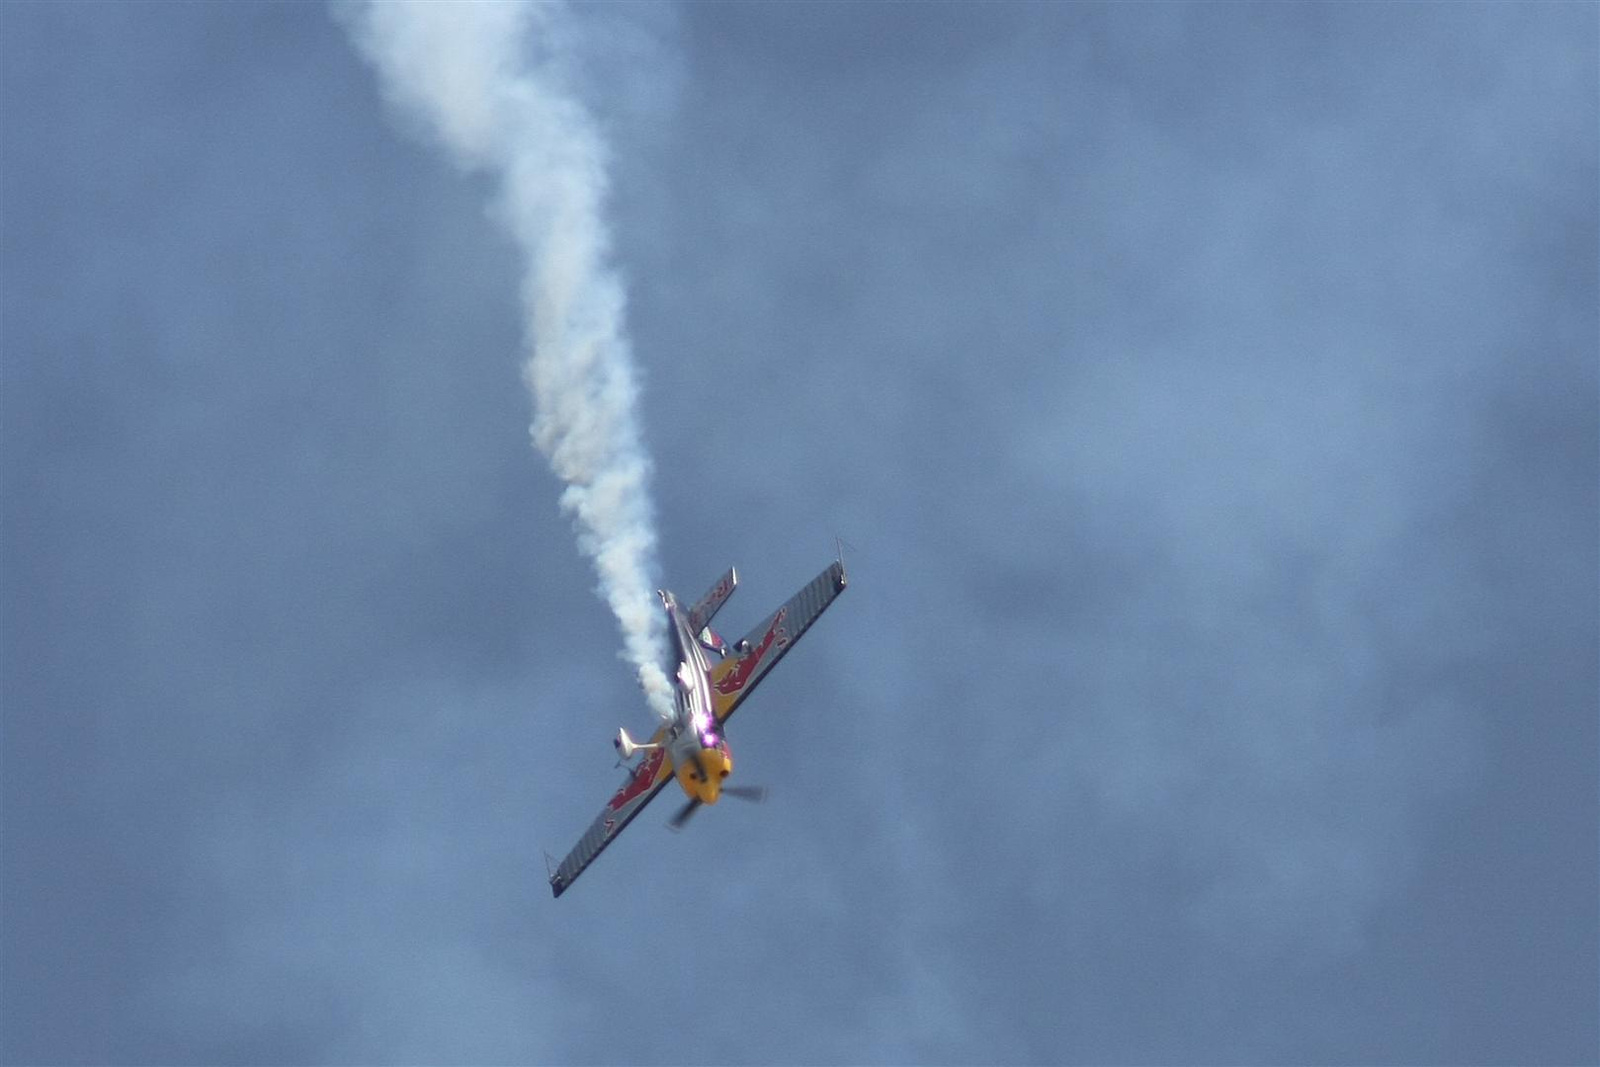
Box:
[548,558,847,897]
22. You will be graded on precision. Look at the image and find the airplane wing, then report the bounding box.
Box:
[549,725,675,898]
[710,560,846,726]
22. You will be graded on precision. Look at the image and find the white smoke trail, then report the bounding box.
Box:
[339,1,674,720]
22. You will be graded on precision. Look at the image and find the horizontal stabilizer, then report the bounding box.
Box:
[686,566,738,637]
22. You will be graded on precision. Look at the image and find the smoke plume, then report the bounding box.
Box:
[339,1,674,718]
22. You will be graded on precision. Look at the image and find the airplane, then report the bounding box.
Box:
[548,557,847,898]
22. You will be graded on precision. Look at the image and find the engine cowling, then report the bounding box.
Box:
[674,740,733,804]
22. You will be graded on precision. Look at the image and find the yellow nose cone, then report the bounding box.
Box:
[674,746,734,804]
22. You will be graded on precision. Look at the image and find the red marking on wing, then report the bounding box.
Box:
[713,609,787,696]
[608,748,665,813]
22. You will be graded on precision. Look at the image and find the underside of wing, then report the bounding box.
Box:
[710,560,846,725]
[550,725,675,898]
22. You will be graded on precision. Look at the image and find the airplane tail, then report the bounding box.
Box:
[685,566,737,638]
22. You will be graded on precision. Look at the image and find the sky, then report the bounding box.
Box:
[2,3,1596,1065]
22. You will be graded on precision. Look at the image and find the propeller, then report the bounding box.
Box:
[667,798,701,831]
[666,785,768,831]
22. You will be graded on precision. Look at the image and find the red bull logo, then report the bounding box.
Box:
[713,609,788,696]
[608,748,665,813]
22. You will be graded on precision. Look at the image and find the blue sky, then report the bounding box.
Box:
[3,3,1596,1064]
